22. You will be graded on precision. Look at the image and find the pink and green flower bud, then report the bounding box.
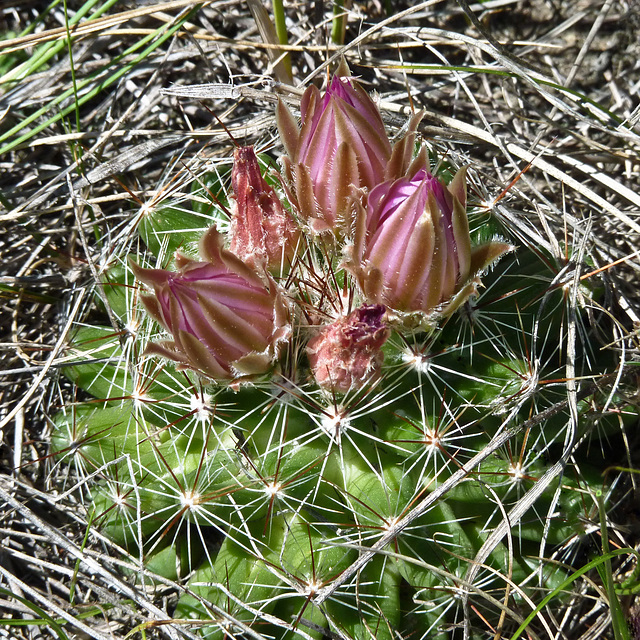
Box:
[229,146,299,272]
[277,61,392,233]
[131,227,290,381]
[352,166,512,319]
[307,304,390,393]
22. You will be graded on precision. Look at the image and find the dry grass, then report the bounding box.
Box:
[1,0,639,638]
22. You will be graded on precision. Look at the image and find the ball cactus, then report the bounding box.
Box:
[51,64,638,640]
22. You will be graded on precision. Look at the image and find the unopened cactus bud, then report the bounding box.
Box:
[307,304,389,393]
[352,166,512,319]
[131,226,290,380]
[229,146,299,271]
[277,61,391,233]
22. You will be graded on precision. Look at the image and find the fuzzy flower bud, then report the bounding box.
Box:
[277,60,392,233]
[352,166,512,318]
[131,227,290,380]
[229,146,299,271]
[307,305,390,393]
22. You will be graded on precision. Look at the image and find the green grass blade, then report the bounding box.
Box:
[0,0,118,85]
[0,6,196,156]
[0,587,70,639]
[63,0,81,133]
[596,491,631,640]
[509,548,636,640]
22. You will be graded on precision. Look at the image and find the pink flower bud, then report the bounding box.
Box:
[229,146,299,272]
[277,61,391,233]
[307,305,390,393]
[352,166,512,318]
[131,227,290,380]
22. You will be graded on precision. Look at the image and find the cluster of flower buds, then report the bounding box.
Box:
[133,62,511,391]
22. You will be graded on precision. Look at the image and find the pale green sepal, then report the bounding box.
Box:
[469,241,515,276]
[276,97,300,160]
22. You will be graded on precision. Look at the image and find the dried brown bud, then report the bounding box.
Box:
[307,305,389,393]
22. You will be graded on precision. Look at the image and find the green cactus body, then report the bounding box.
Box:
[51,120,637,638]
